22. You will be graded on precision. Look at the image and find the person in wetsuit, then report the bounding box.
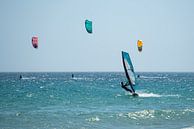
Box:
[71,74,74,78]
[121,81,138,96]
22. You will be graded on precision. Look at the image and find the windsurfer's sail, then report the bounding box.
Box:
[122,51,136,86]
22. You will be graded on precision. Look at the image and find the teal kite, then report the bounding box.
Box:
[85,19,92,34]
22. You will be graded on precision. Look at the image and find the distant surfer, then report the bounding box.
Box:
[71,74,74,78]
[137,75,140,78]
[19,75,22,79]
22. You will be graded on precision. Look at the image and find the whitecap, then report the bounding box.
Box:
[16,112,21,116]
[40,86,44,89]
[140,76,167,79]
[115,94,121,97]
[86,116,100,122]
[137,91,180,98]
[137,92,162,98]
[182,126,194,129]
[165,94,181,97]
[26,93,32,97]
[22,77,36,80]
[127,110,155,119]
[50,95,54,98]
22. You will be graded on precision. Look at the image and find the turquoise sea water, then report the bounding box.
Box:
[0,72,194,129]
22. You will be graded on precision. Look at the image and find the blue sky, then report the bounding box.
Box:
[0,0,194,72]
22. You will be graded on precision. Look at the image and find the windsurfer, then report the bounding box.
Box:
[121,82,136,94]
[121,51,138,96]
[19,75,22,79]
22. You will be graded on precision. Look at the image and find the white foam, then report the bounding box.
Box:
[140,76,167,79]
[138,92,162,98]
[86,116,100,122]
[136,91,180,98]
[182,126,194,129]
[16,112,21,116]
[165,94,181,97]
[50,95,54,98]
[26,93,32,97]
[72,77,82,80]
[22,77,36,80]
[115,94,122,97]
[40,86,44,89]
[127,110,155,119]
[72,77,91,81]
[183,109,194,112]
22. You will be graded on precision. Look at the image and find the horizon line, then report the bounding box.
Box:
[0,71,194,73]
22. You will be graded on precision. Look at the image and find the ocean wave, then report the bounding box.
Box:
[165,94,181,97]
[72,77,93,81]
[21,77,36,80]
[182,126,194,129]
[26,93,33,97]
[40,86,44,89]
[124,91,162,98]
[138,92,162,97]
[136,91,180,98]
[140,76,167,79]
[86,116,100,122]
[117,109,194,120]
[115,94,122,97]
[183,109,194,112]
[127,110,155,119]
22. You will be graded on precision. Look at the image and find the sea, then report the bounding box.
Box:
[0,72,194,129]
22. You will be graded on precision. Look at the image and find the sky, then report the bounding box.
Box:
[0,0,194,72]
